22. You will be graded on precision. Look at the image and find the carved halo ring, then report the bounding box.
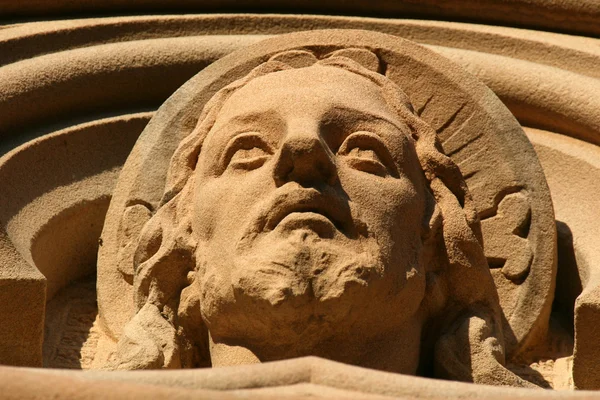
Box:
[97,29,556,358]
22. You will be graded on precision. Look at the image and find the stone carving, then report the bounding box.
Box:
[43,280,99,369]
[109,48,519,384]
[4,12,600,396]
[89,30,556,388]
[481,192,533,282]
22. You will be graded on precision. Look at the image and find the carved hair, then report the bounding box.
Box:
[112,49,525,385]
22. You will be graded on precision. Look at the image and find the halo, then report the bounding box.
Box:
[97,29,555,357]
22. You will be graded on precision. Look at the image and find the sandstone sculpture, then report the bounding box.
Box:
[106,45,531,387]
[1,4,600,399]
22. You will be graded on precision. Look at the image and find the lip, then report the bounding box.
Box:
[275,211,337,238]
[262,188,350,234]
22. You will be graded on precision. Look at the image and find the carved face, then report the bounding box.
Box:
[192,65,430,361]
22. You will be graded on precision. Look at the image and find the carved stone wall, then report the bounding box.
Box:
[1,1,600,398]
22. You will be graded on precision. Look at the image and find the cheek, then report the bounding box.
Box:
[193,171,275,242]
[192,179,222,241]
[339,168,425,249]
[340,168,422,219]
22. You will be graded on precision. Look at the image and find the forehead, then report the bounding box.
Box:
[211,65,400,126]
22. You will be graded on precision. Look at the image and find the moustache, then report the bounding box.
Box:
[236,184,369,247]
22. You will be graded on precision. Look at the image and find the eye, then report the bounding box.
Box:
[337,131,393,177]
[223,133,273,171]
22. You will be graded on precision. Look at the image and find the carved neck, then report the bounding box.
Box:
[208,322,423,374]
[209,334,261,367]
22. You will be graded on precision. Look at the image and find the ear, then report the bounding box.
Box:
[133,181,197,311]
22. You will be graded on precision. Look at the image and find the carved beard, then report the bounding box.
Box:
[233,227,382,305]
[197,226,388,356]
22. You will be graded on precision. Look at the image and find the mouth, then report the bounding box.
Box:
[275,211,337,238]
[262,188,350,235]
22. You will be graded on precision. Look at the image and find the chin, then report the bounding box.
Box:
[235,229,383,301]
[201,232,389,350]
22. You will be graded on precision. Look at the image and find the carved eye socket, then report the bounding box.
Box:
[337,131,391,177]
[224,133,273,171]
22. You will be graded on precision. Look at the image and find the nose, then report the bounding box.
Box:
[273,123,338,187]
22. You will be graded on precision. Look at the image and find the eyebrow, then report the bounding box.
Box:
[323,106,409,134]
[207,104,410,152]
[206,109,283,145]
[216,108,282,128]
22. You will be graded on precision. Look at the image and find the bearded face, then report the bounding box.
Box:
[191,65,431,362]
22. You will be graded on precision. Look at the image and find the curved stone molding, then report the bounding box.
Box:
[0,36,258,136]
[1,357,597,399]
[1,16,599,149]
[431,46,600,145]
[2,16,599,76]
[526,128,600,390]
[0,114,150,298]
[2,0,599,37]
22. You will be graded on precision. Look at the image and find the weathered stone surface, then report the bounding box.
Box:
[0,229,45,367]
[1,2,600,398]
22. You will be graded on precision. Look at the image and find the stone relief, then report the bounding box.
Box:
[1,8,600,398]
[89,30,555,385]
[104,48,526,387]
